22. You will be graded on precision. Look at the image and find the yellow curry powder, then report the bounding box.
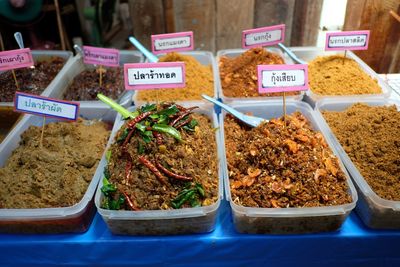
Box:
[137,53,214,102]
[308,55,382,96]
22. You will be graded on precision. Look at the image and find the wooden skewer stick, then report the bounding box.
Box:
[11,70,19,90]
[54,0,66,50]
[283,91,286,129]
[390,10,400,23]
[40,117,46,148]
[342,50,347,65]
[99,65,103,87]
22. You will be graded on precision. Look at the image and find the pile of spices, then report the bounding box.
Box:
[308,55,382,96]
[224,112,352,208]
[219,47,298,98]
[137,53,214,102]
[0,57,65,102]
[63,67,124,101]
[322,103,400,200]
[0,119,110,208]
[101,103,218,211]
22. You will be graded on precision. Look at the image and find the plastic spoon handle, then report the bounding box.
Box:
[278,43,307,65]
[73,44,84,56]
[201,95,266,127]
[128,36,159,63]
[14,32,24,49]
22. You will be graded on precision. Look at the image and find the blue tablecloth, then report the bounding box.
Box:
[0,201,399,267]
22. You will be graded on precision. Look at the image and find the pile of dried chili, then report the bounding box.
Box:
[101,103,219,211]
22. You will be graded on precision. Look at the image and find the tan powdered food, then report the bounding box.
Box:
[322,103,400,201]
[137,53,214,102]
[0,119,110,208]
[308,55,382,95]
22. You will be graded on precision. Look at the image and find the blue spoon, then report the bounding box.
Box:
[202,95,266,127]
[277,43,307,65]
[128,36,159,63]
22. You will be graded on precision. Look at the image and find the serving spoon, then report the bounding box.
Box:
[128,36,159,63]
[201,94,266,127]
[277,43,307,65]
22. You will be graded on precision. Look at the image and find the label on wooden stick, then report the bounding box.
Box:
[242,24,285,49]
[124,62,186,90]
[257,64,309,93]
[83,46,120,67]
[0,48,34,71]
[325,31,370,51]
[14,92,79,121]
[151,31,194,54]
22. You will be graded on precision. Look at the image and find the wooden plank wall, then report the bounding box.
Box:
[128,0,323,52]
[344,0,400,73]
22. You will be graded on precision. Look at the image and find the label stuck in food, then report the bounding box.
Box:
[257,64,309,93]
[151,31,194,54]
[0,48,34,71]
[82,46,120,67]
[325,31,370,51]
[124,62,186,90]
[242,24,285,49]
[14,92,79,121]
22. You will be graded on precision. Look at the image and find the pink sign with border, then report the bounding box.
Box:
[14,91,80,121]
[0,48,34,71]
[257,64,309,93]
[242,24,285,49]
[325,30,370,51]
[83,46,120,67]
[151,31,194,54]
[124,62,186,90]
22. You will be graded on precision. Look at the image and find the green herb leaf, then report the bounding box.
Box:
[135,122,146,132]
[149,114,159,119]
[105,150,112,162]
[157,105,179,116]
[137,141,145,154]
[171,190,195,209]
[108,195,125,210]
[157,114,169,125]
[183,119,198,132]
[103,166,111,180]
[152,124,182,141]
[117,128,129,143]
[101,178,116,196]
[141,103,157,113]
[142,135,152,143]
[195,183,205,198]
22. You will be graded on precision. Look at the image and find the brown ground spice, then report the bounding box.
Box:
[219,47,299,98]
[0,119,110,208]
[105,112,218,210]
[63,67,124,101]
[0,57,65,102]
[308,55,382,95]
[137,53,214,102]
[0,107,21,143]
[322,103,400,200]
[224,112,352,208]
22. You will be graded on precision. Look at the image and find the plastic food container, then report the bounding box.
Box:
[315,98,400,229]
[216,47,304,103]
[95,105,223,235]
[288,46,392,107]
[219,100,357,234]
[49,50,143,108]
[0,50,73,105]
[133,51,218,107]
[0,106,116,234]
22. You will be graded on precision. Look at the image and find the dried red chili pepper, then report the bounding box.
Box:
[153,131,163,145]
[138,156,168,185]
[122,128,136,150]
[174,116,192,129]
[126,111,153,129]
[125,154,133,185]
[121,190,140,211]
[169,106,198,126]
[155,161,193,181]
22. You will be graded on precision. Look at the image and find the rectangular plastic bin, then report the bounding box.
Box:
[315,98,400,229]
[0,50,73,105]
[0,106,117,234]
[216,47,304,103]
[219,100,357,234]
[95,105,223,235]
[133,51,218,107]
[288,46,392,107]
[48,50,143,108]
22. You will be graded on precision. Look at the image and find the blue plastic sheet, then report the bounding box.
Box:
[0,201,400,267]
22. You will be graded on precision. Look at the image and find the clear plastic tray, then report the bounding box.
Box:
[0,50,73,105]
[0,106,116,234]
[133,51,218,107]
[216,47,304,103]
[95,105,223,235]
[219,100,357,234]
[288,46,392,107]
[315,98,400,229]
[49,50,143,108]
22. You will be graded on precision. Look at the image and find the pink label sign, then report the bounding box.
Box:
[257,64,309,93]
[14,91,80,121]
[83,46,120,67]
[151,31,194,54]
[0,48,34,71]
[325,30,370,51]
[242,24,285,49]
[124,62,186,90]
